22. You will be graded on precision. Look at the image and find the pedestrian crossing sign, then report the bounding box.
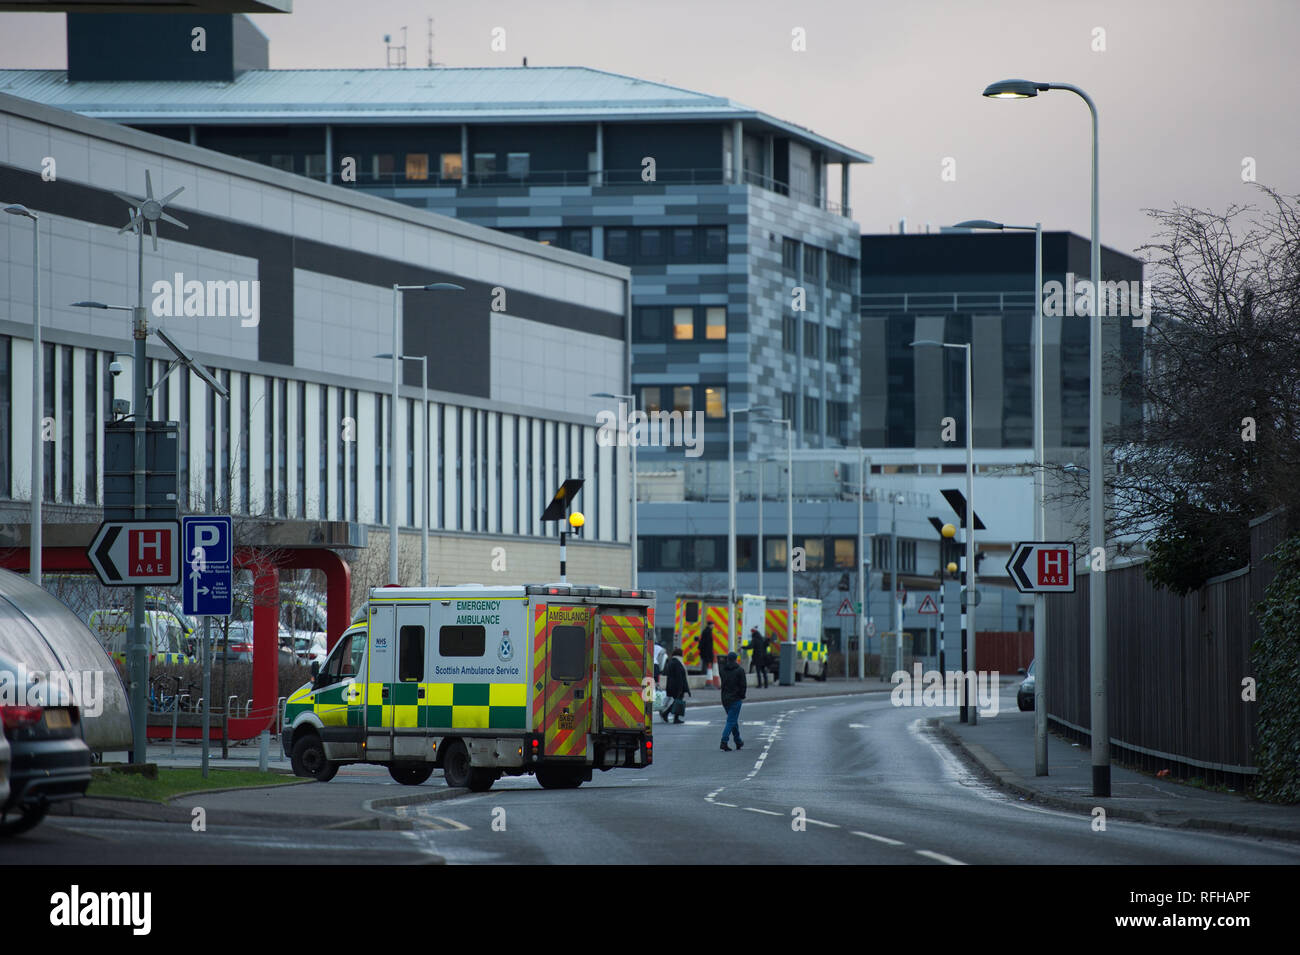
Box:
[918,594,939,614]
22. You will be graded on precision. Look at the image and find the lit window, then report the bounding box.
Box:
[441,153,462,180]
[640,387,662,414]
[705,307,726,340]
[673,307,694,340]
[705,386,726,419]
[803,538,825,569]
[405,153,429,181]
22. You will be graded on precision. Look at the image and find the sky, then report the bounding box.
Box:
[1,0,1296,258]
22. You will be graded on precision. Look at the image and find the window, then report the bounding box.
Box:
[537,229,559,246]
[297,380,307,518]
[270,154,294,173]
[304,154,326,180]
[705,307,726,340]
[640,386,663,415]
[833,538,856,568]
[804,396,820,433]
[704,386,726,419]
[84,348,97,505]
[660,538,684,569]
[766,537,787,571]
[672,386,693,414]
[639,228,663,260]
[802,537,825,570]
[606,228,630,261]
[782,391,796,422]
[550,625,587,681]
[399,625,424,682]
[803,245,823,279]
[441,152,462,181]
[277,379,288,517]
[60,345,73,502]
[42,344,54,502]
[635,307,664,341]
[473,153,496,178]
[672,307,694,341]
[440,625,486,657]
[782,237,800,272]
[827,400,848,440]
[373,154,395,181]
[672,228,695,258]
[829,251,856,289]
[684,601,700,623]
[783,315,797,352]
[322,634,354,684]
[405,153,429,181]
[568,229,592,255]
[826,327,843,362]
[692,538,719,570]
[704,227,727,261]
[506,152,529,179]
[804,323,820,359]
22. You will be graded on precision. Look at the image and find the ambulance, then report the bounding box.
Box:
[281,583,655,792]
[757,597,828,681]
[88,608,195,667]
[673,593,733,672]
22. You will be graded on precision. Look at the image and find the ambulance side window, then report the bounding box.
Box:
[399,625,424,682]
[321,634,353,684]
[440,626,485,657]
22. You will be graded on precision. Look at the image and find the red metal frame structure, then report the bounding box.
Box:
[0,544,351,741]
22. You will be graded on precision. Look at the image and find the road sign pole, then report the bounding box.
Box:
[201,614,211,778]
[131,303,148,765]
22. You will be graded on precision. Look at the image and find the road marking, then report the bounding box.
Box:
[715,802,738,808]
[743,807,781,816]
[851,830,904,846]
[804,818,839,829]
[848,723,870,728]
[915,849,967,865]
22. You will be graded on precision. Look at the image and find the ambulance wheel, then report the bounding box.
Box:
[536,767,583,790]
[389,763,434,786]
[442,740,474,789]
[292,734,338,782]
[816,665,828,683]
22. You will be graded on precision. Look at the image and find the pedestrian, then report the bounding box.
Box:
[699,621,716,683]
[747,626,769,689]
[661,647,690,724]
[719,651,746,751]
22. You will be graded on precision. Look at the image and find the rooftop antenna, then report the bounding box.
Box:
[385,26,407,69]
[426,17,444,68]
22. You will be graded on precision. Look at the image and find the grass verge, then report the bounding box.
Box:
[87,768,300,803]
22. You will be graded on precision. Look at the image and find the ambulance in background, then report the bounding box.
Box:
[281,583,655,792]
[760,597,828,681]
[673,593,732,672]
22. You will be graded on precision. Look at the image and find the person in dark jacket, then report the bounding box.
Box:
[719,652,746,751]
[747,626,769,689]
[699,621,716,680]
[660,648,690,724]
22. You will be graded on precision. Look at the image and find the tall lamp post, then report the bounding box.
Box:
[984,77,1106,794]
[592,392,640,588]
[953,217,1047,771]
[911,339,977,723]
[3,204,40,586]
[728,404,771,653]
[389,282,462,585]
[378,352,429,586]
[759,416,794,684]
[856,450,871,681]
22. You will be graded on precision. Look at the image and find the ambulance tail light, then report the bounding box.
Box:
[1,705,44,729]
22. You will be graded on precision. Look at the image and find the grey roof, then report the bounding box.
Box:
[0,66,872,164]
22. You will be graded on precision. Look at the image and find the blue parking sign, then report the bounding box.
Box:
[182,516,233,617]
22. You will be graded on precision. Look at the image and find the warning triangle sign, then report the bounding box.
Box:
[917,594,939,614]
[836,598,856,617]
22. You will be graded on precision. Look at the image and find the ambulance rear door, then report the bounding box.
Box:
[538,603,594,759]
[595,605,650,733]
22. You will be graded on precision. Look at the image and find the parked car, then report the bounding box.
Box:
[1017,659,1036,712]
[0,732,10,810]
[0,650,93,836]
[212,622,256,663]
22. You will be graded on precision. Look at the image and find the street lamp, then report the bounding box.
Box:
[4,204,40,586]
[389,282,462,585]
[953,217,1047,772]
[591,392,639,588]
[758,416,794,685]
[378,353,429,586]
[910,338,977,723]
[728,404,771,654]
[984,76,1107,795]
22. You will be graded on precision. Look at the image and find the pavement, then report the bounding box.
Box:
[937,693,1300,843]
[50,676,1300,849]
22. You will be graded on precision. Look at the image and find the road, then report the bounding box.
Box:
[12,682,1300,865]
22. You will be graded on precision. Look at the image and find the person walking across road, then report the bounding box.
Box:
[699,621,716,686]
[661,647,690,724]
[719,651,746,751]
[747,626,769,689]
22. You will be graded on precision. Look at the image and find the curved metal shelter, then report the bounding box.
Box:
[0,568,132,753]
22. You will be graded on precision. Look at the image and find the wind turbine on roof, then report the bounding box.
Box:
[113,169,188,252]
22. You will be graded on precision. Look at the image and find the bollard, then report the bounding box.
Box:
[171,701,179,756]
[259,729,269,772]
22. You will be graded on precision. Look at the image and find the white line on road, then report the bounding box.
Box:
[804,818,839,829]
[715,802,738,808]
[744,807,781,816]
[851,830,904,846]
[915,849,967,865]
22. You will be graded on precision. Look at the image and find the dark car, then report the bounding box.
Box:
[0,652,93,836]
[1017,659,1036,712]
